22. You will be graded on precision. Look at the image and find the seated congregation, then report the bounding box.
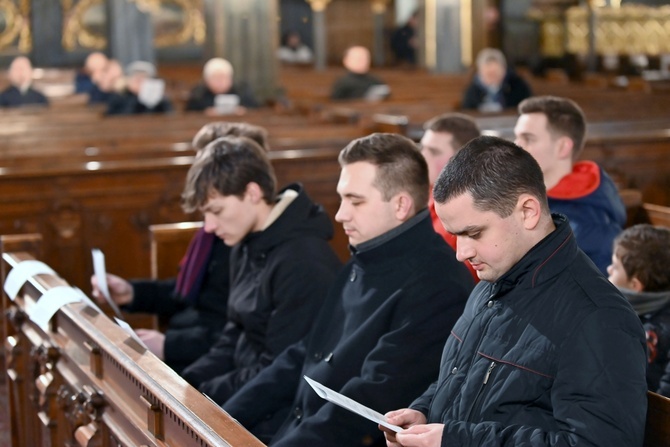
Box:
[3,45,670,446]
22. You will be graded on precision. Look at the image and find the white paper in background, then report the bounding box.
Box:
[91,249,124,320]
[28,286,82,331]
[138,78,165,108]
[303,376,403,433]
[3,260,56,301]
[114,317,149,351]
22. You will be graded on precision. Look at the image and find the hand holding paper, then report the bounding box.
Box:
[303,376,403,433]
[92,249,124,320]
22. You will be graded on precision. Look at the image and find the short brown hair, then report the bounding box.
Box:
[182,136,276,212]
[192,122,269,152]
[338,133,429,211]
[613,224,670,292]
[423,113,481,151]
[518,96,586,160]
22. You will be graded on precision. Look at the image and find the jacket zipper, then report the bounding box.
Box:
[465,360,497,422]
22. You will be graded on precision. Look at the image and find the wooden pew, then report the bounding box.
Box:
[641,203,670,228]
[1,239,265,447]
[150,222,202,280]
[645,391,670,446]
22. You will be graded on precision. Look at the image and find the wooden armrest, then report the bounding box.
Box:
[149,222,203,279]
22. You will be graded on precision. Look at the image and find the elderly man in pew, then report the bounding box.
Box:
[514,95,626,274]
[330,46,388,101]
[222,133,474,446]
[186,57,259,113]
[74,52,108,100]
[106,61,173,115]
[382,136,647,447]
[420,113,481,281]
[91,122,269,375]
[0,56,49,108]
[179,134,342,406]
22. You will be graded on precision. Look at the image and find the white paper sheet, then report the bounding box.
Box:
[28,286,82,331]
[3,260,56,301]
[303,376,403,433]
[114,317,149,351]
[91,249,124,320]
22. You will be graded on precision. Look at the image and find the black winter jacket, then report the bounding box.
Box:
[411,214,647,447]
[128,238,230,374]
[181,184,341,404]
[461,70,532,111]
[223,210,474,446]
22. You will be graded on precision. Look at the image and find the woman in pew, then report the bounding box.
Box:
[178,135,341,405]
[91,122,269,375]
[106,61,173,115]
[607,224,670,397]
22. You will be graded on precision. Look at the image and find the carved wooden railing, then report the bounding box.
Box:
[1,234,264,447]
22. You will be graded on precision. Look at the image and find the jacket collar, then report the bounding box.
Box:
[492,214,577,296]
[350,209,431,265]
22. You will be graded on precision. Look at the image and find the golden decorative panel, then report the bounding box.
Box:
[0,0,32,52]
[62,0,205,52]
[566,5,670,56]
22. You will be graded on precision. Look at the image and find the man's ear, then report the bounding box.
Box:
[245,182,263,203]
[518,193,542,230]
[393,192,415,221]
[556,136,574,161]
[629,276,645,293]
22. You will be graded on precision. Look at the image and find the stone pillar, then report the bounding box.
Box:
[204,0,279,102]
[106,0,156,70]
[306,0,331,70]
[424,0,465,73]
[31,0,65,67]
[371,0,390,66]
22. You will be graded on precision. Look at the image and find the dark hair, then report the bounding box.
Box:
[182,136,276,212]
[613,224,670,292]
[423,113,481,151]
[338,133,428,210]
[433,135,548,217]
[518,96,586,160]
[192,122,269,152]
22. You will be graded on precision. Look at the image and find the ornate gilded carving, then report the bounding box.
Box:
[0,0,32,52]
[567,5,670,56]
[62,0,205,51]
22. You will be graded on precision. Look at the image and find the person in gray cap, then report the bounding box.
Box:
[106,60,173,115]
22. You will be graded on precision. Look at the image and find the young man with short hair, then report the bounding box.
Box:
[383,135,646,447]
[514,95,626,273]
[421,113,481,280]
[223,133,474,446]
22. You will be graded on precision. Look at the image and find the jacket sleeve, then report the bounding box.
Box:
[127,278,185,316]
[193,255,337,404]
[656,351,670,397]
[273,286,463,447]
[180,320,241,390]
[223,340,307,427]
[409,381,438,416]
[461,82,482,110]
[163,325,216,365]
[440,308,648,447]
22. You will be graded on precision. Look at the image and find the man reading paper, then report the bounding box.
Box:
[223,133,474,446]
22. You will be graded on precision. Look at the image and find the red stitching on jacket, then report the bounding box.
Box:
[532,235,571,288]
[479,352,555,379]
[451,331,462,342]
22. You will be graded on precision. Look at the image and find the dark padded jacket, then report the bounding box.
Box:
[224,210,474,446]
[411,214,647,447]
[181,184,341,404]
[461,70,531,110]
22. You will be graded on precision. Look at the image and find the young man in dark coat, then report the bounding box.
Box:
[0,56,48,108]
[91,122,269,375]
[223,133,474,446]
[514,96,626,274]
[179,136,341,405]
[383,136,647,447]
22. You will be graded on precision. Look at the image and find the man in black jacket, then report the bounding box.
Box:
[0,56,48,108]
[179,136,341,405]
[91,122,269,375]
[383,136,647,447]
[223,133,474,446]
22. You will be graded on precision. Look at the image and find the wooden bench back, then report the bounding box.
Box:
[1,238,265,447]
